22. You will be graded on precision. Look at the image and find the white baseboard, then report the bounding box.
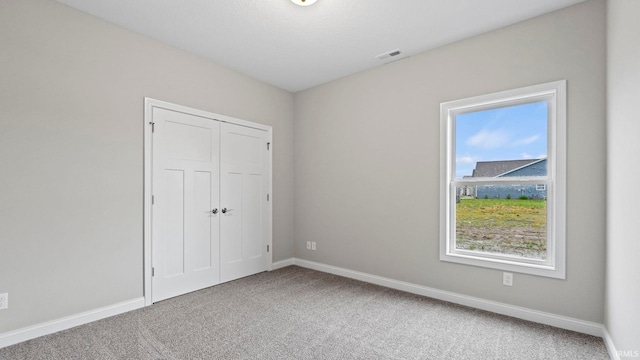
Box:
[602,327,621,360]
[0,297,145,349]
[271,258,295,270]
[287,258,605,338]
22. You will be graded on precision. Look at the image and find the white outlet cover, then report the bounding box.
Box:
[0,293,8,309]
[311,242,316,251]
[503,272,513,286]
[306,241,311,250]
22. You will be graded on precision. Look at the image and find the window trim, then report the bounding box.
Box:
[439,80,566,279]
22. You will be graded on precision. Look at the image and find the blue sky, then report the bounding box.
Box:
[455,101,547,178]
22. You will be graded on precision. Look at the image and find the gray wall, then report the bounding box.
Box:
[606,0,640,352]
[294,0,606,322]
[0,0,294,333]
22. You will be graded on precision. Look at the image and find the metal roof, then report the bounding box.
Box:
[471,159,539,178]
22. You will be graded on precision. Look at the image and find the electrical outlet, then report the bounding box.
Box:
[311,242,316,251]
[503,272,513,286]
[306,241,311,250]
[0,293,8,310]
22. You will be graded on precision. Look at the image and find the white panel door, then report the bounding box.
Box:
[152,108,220,302]
[220,122,269,282]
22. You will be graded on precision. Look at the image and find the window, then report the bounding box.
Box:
[440,81,566,278]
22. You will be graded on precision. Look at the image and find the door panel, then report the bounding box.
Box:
[220,123,269,282]
[244,174,262,259]
[193,170,213,271]
[152,108,220,302]
[222,172,243,263]
[164,169,185,277]
[165,121,212,162]
[227,132,262,165]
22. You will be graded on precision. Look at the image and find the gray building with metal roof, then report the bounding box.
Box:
[468,159,548,199]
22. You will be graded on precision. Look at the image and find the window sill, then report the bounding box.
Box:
[440,250,565,279]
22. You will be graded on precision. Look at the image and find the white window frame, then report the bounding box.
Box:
[439,80,566,279]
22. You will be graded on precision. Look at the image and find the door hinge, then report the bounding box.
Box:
[152,267,155,277]
[267,194,269,201]
[267,245,270,252]
[267,142,270,150]
[152,195,155,205]
[149,121,155,133]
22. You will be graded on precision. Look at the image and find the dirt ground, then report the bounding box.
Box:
[456,226,547,259]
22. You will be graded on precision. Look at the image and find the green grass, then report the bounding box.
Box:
[455,198,547,259]
[456,198,546,229]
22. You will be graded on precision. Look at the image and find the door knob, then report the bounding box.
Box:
[221,208,233,214]
[211,208,218,214]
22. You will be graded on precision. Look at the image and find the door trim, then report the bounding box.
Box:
[143,98,273,306]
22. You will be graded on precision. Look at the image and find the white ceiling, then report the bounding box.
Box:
[56,0,587,92]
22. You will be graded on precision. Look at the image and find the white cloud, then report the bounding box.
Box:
[521,153,532,159]
[511,135,540,146]
[467,130,509,149]
[456,155,474,164]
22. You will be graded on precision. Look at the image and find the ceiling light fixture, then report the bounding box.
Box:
[291,0,317,6]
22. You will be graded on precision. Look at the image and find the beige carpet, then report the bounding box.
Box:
[0,266,609,359]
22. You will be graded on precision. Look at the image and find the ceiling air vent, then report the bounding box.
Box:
[375,49,402,61]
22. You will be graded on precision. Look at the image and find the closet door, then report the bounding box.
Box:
[220,122,269,282]
[151,108,220,302]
